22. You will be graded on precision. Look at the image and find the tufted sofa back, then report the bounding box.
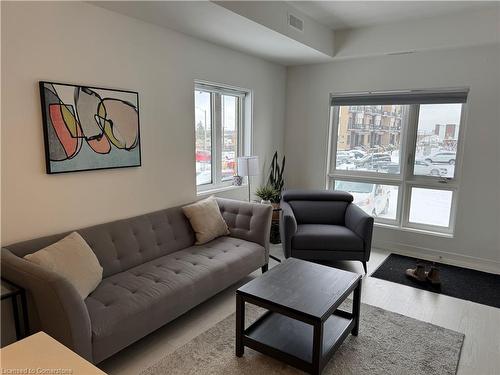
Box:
[3,205,195,278]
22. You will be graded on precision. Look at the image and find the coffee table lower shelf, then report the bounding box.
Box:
[243,310,355,373]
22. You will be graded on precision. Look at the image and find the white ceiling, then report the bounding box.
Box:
[92,1,498,66]
[288,1,495,30]
[92,1,333,65]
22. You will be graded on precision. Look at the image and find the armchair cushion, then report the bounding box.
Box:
[282,189,353,203]
[287,201,349,225]
[283,189,353,225]
[292,224,364,252]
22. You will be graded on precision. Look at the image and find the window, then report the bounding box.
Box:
[334,180,399,221]
[194,82,250,192]
[327,89,468,234]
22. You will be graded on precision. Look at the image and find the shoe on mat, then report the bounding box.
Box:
[426,266,441,285]
[405,264,427,282]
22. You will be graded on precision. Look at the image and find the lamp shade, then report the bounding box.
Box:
[237,156,259,177]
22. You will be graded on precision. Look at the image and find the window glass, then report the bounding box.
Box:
[195,90,212,186]
[194,84,247,191]
[329,93,466,234]
[221,95,238,181]
[413,103,462,178]
[335,105,407,174]
[334,180,399,220]
[409,188,453,227]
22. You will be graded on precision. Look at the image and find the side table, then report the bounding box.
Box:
[1,279,29,340]
[269,207,282,262]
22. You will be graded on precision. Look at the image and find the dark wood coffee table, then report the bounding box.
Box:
[236,258,362,375]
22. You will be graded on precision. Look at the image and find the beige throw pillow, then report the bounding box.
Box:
[182,196,230,245]
[24,232,103,299]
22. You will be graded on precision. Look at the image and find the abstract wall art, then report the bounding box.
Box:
[39,81,141,174]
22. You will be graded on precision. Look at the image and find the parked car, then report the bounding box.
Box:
[348,150,366,160]
[335,181,390,217]
[355,153,392,170]
[414,159,447,176]
[425,152,456,165]
[384,162,400,174]
[195,150,211,163]
[336,151,351,165]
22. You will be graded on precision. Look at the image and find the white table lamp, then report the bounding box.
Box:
[237,156,259,202]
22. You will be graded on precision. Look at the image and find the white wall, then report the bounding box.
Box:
[285,44,500,271]
[1,1,286,245]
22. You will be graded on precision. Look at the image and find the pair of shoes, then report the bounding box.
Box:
[426,266,441,285]
[405,263,441,285]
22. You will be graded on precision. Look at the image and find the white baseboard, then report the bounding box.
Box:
[373,240,500,275]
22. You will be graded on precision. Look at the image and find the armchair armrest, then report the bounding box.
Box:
[216,198,272,263]
[1,248,93,362]
[279,200,297,258]
[345,204,374,259]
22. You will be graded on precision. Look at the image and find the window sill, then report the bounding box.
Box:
[374,222,454,238]
[197,184,247,197]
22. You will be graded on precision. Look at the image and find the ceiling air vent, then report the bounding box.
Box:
[288,13,304,32]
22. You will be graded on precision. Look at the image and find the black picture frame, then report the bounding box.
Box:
[39,81,142,174]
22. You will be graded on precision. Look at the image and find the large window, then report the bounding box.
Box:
[327,90,468,235]
[195,82,249,191]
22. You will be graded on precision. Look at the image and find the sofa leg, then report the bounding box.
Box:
[261,264,269,273]
[362,261,367,274]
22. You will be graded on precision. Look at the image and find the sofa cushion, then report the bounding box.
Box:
[182,196,230,245]
[84,236,264,363]
[292,224,364,251]
[24,232,103,299]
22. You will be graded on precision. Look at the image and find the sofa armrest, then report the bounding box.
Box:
[345,204,374,259]
[1,248,93,362]
[216,198,273,263]
[279,201,297,258]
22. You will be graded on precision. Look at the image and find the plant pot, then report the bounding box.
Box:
[260,199,272,205]
[232,175,243,186]
[272,203,280,221]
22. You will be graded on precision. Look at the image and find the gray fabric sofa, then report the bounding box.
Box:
[280,189,374,273]
[1,198,272,364]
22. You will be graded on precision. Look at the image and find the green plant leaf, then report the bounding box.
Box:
[266,151,285,198]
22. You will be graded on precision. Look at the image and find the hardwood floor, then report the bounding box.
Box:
[100,245,500,375]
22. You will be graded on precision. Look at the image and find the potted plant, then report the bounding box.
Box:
[267,151,285,219]
[232,175,243,186]
[255,185,279,205]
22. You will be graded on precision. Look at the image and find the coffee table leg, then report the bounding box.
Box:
[352,279,362,336]
[236,294,244,357]
[312,321,324,375]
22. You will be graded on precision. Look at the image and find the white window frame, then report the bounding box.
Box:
[195,81,252,193]
[326,89,468,236]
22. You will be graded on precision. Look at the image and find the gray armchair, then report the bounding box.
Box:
[280,189,374,273]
